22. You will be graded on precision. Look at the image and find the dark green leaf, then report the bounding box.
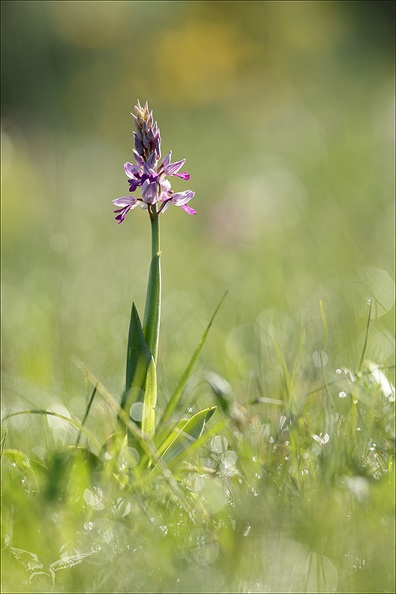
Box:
[121,303,152,412]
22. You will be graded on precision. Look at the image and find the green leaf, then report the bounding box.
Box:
[160,291,228,425]
[157,406,216,465]
[141,356,157,438]
[143,252,161,364]
[122,303,152,412]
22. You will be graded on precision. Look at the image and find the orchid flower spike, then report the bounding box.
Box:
[113,101,196,223]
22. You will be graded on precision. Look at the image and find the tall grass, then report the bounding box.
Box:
[2,294,394,592]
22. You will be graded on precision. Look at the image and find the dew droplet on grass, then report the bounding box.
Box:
[112,498,131,518]
[221,450,237,468]
[210,435,228,454]
[123,447,140,469]
[129,401,149,422]
[83,488,105,511]
[243,524,251,537]
[312,350,328,367]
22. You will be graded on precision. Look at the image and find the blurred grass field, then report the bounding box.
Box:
[1,2,395,593]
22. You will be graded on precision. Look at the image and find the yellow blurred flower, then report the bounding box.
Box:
[154,20,256,105]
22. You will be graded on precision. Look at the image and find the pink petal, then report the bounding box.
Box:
[161,151,172,168]
[164,159,186,176]
[174,172,190,180]
[171,190,195,206]
[113,196,138,207]
[124,162,140,178]
[181,204,197,215]
[141,180,158,204]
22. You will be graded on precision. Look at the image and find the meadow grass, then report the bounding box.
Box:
[2,294,394,592]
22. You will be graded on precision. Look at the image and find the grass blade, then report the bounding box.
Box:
[358,297,372,373]
[157,406,216,465]
[0,429,8,453]
[154,416,225,475]
[2,409,101,450]
[73,357,151,449]
[160,291,228,424]
[75,384,97,447]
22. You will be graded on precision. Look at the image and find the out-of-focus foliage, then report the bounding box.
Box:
[2,350,395,592]
[1,2,394,592]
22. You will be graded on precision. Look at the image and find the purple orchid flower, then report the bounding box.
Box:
[113,101,196,223]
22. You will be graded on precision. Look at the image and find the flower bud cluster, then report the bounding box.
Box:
[132,101,161,163]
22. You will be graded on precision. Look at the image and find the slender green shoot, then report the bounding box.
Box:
[160,291,228,425]
[75,384,97,448]
[143,206,161,365]
[358,297,372,373]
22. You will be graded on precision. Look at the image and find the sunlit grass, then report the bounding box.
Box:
[2,294,394,592]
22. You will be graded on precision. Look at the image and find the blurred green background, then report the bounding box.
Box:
[2,1,394,421]
[1,3,395,593]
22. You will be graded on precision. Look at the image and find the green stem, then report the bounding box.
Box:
[150,205,160,259]
[143,205,161,363]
